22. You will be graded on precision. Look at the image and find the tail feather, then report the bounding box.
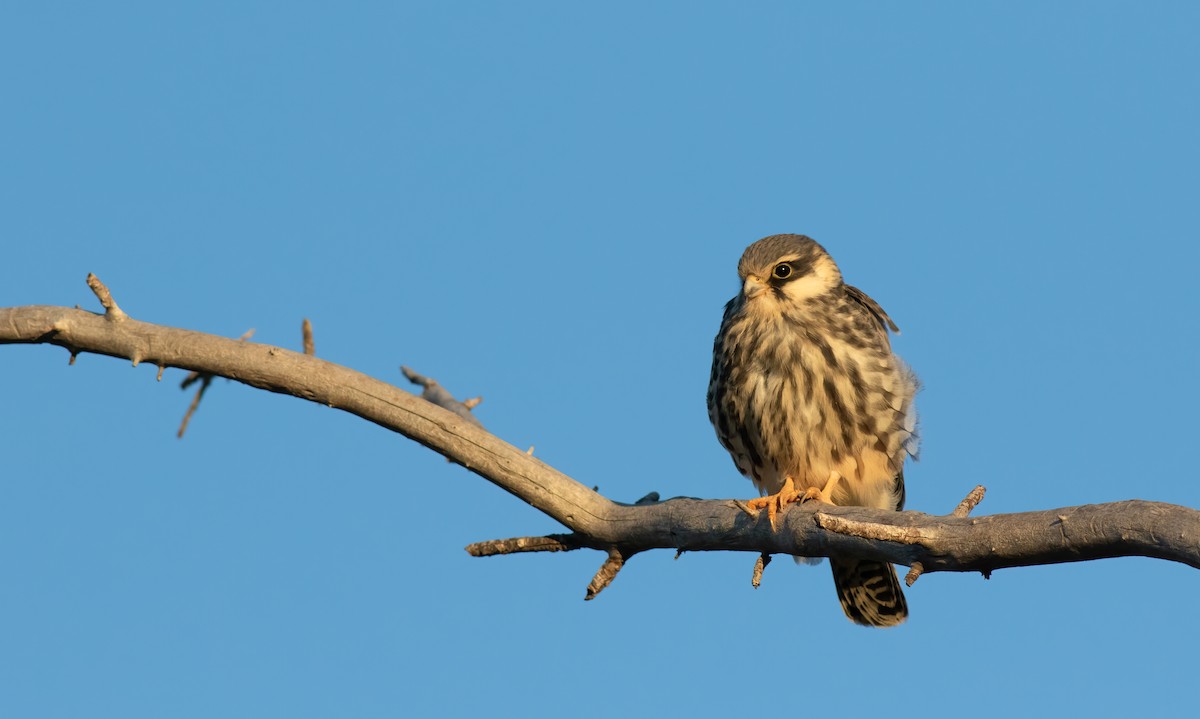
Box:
[830,558,908,627]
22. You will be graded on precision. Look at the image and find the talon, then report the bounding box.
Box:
[744,476,804,530]
[801,471,842,505]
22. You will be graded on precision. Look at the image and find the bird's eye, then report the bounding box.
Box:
[772,263,792,280]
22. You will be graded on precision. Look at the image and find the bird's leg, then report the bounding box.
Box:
[802,471,842,505]
[745,475,804,530]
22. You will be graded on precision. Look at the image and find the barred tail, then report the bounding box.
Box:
[830,558,908,627]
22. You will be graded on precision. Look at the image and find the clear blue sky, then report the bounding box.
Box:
[3,3,1198,717]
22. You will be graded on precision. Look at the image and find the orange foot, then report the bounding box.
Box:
[801,471,843,505]
[746,476,804,530]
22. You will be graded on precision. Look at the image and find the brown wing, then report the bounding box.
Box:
[836,288,910,627]
[845,284,900,334]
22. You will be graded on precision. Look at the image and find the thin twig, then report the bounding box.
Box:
[585,549,627,601]
[953,485,987,517]
[302,318,314,355]
[177,375,213,439]
[905,561,924,587]
[400,365,484,427]
[731,499,759,518]
[466,534,588,557]
[85,273,127,322]
[752,553,772,588]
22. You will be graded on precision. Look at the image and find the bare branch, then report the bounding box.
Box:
[177,328,255,438]
[4,296,1200,603]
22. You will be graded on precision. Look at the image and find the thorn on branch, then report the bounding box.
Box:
[905,561,924,587]
[400,365,484,428]
[465,534,586,557]
[585,548,627,601]
[86,273,128,322]
[752,553,772,588]
[302,318,314,355]
[953,485,987,518]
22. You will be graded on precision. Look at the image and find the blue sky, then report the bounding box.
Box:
[3,3,1198,717]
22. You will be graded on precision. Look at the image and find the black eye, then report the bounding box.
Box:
[772,263,792,280]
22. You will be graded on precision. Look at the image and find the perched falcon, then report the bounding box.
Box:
[707,234,919,627]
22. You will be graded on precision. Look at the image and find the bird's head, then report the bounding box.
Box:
[736,234,842,307]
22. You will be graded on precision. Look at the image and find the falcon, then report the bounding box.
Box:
[707,234,919,627]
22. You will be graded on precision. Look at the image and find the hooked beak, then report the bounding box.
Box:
[742,274,767,299]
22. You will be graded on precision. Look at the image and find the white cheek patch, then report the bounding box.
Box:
[782,273,834,301]
[781,255,840,302]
